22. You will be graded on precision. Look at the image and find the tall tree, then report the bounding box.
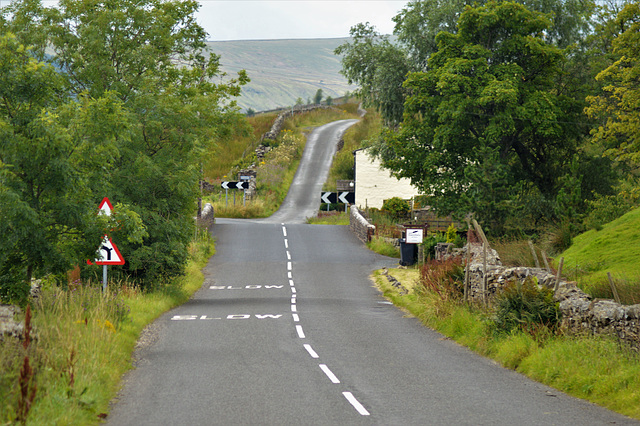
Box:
[585,2,640,175]
[336,0,596,126]
[335,23,409,126]
[374,1,585,229]
[1,0,248,287]
[0,33,145,302]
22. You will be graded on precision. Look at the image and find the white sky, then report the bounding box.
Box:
[196,1,410,41]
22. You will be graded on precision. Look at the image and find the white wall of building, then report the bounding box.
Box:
[354,149,420,209]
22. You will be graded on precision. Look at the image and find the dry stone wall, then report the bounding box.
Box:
[196,202,215,231]
[349,206,375,243]
[261,105,334,142]
[457,243,640,351]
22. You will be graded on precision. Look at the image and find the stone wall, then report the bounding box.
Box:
[261,105,334,142]
[459,242,640,351]
[349,206,375,243]
[196,202,215,232]
[0,304,23,341]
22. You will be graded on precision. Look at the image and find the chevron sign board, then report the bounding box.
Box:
[320,192,354,204]
[221,181,249,190]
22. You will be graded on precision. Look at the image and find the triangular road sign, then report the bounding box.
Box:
[95,235,125,265]
[98,197,114,216]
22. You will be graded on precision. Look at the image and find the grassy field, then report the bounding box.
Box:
[559,206,640,304]
[375,266,640,421]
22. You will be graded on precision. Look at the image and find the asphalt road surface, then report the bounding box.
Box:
[108,120,638,425]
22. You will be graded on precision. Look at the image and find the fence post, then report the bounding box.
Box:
[463,225,472,303]
[607,272,621,304]
[541,250,551,272]
[553,257,564,294]
[528,240,540,268]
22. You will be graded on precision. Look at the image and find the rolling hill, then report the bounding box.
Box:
[205,38,357,112]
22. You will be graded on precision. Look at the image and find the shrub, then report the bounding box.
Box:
[421,232,447,259]
[493,278,559,336]
[420,258,465,301]
[381,197,410,221]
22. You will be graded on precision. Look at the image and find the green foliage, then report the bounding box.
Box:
[421,232,447,259]
[445,223,460,245]
[584,184,640,231]
[313,89,323,104]
[375,1,585,230]
[366,236,400,258]
[0,0,247,293]
[585,2,640,174]
[381,197,410,220]
[493,278,559,335]
[306,211,349,225]
[335,23,409,126]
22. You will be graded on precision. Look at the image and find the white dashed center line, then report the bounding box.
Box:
[343,392,370,416]
[320,364,340,384]
[303,344,319,359]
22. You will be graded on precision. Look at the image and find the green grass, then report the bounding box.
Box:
[204,113,277,180]
[559,206,640,303]
[374,267,640,421]
[0,236,215,424]
[306,211,350,225]
[367,236,400,258]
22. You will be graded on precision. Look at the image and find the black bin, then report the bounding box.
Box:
[399,238,417,266]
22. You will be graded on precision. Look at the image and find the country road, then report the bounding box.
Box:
[107,120,638,425]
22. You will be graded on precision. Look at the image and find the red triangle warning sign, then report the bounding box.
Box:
[95,235,125,265]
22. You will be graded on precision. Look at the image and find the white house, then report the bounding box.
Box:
[353,148,420,209]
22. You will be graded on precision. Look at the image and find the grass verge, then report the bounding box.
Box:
[0,235,215,424]
[306,211,350,225]
[373,266,640,420]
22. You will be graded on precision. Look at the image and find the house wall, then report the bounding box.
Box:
[354,149,420,209]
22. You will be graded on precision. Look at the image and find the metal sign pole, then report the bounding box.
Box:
[225,188,228,207]
[103,265,107,292]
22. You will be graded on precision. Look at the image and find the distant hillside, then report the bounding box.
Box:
[205,38,357,112]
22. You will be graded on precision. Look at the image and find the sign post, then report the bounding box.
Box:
[87,197,125,291]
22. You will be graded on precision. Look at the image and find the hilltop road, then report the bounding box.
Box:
[108,120,638,425]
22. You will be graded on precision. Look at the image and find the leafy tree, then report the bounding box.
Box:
[1,0,248,288]
[335,23,410,126]
[336,0,596,127]
[392,0,474,70]
[314,89,323,104]
[0,34,145,302]
[374,2,585,230]
[585,2,640,174]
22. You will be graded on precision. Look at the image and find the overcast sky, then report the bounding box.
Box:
[197,1,410,41]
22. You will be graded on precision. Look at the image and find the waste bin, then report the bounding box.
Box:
[399,238,417,266]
